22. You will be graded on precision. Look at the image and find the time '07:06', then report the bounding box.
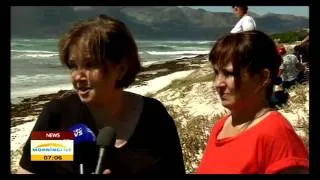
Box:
[43,155,63,161]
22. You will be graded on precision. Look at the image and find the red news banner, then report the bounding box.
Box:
[31,131,74,161]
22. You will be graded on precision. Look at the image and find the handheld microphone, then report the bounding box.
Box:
[69,123,96,174]
[94,126,116,174]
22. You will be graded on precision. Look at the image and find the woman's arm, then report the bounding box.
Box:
[262,115,309,174]
[300,35,309,46]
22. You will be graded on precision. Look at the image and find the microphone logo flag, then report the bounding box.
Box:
[30,131,74,161]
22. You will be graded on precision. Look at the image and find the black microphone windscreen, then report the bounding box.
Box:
[96,126,116,147]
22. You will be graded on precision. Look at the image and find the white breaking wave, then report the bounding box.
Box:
[196,41,215,44]
[11,74,70,85]
[11,50,57,54]
[14,54,59,58]
[141,61,159,67]
[11,84,74,104]
[176,55,199,59]
[151,44,177,48]
[146,50,209,55]
[11,43,33,47]
[137,40,214,44]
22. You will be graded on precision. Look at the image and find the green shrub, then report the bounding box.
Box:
[270,30,308,43]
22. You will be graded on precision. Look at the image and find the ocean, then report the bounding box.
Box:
[11,38,214,104]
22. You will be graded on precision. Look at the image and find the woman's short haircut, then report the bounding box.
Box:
[59,14,141,88]
[209,30,282,101]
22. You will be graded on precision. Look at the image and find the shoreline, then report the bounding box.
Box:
[11,54,206,105]
[11,54,208,127]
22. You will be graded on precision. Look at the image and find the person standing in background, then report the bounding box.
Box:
[278,47,305,90]
[230,6,256,33]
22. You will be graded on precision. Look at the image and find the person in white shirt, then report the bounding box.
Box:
[277,47,305,90]
[230,6,256,33]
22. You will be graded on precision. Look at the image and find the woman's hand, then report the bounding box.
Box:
[102,169,111,174]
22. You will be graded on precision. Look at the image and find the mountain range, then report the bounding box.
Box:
[11,6,309,40]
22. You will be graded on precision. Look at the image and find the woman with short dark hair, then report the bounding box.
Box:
[197,30,309,174]
[17,14,185,175]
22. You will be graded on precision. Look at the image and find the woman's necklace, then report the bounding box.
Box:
[240,107,273,131]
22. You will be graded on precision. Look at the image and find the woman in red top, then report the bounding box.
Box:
[197,30,309,174]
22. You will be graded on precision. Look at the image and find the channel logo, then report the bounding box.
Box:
[35,143,66,148]
[30,131,74,161]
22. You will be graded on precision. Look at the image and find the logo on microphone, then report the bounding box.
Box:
[69,123,96,144]
[30,131,74,161]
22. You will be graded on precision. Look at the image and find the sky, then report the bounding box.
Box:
[187,6,309,18]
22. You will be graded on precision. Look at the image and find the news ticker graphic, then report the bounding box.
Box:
[31,131,74,161]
